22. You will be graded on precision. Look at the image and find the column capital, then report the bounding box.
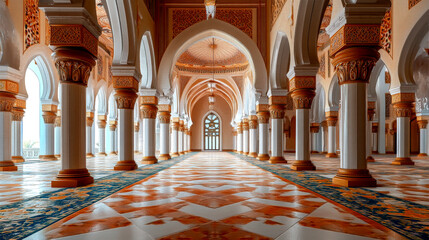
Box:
[159,111,171,124]
[12,108,25,122]
[242,118,249,131]
[114,89,138,110]
[372,122,379,133]
[172,121,180,131]
[291,89,315,109]
[54,49,96,86]
[86,112,94,127]
[368,101,376,121]
[98,114,107,128]
[257,111,270,124]
[269,104,285,119]
[310,123,320,133]
[55,116,61,128]
[418,120,428,129]
[109,120,117,131]
[140,104,158,119]
[393,102,413,118]
[249,115,258,129]
[42,105,58,124]
[237,122,243,134]
[0,92,16,112]
[325,111,338,126]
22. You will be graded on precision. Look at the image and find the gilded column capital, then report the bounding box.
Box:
[42,105,58,124]
[237,122,243,134]
[53,48,96,86]
[0,92,17,112]
[12,108,25,121]
[310,123,320,133]
[109,120,117,131]
[242,119,249,131]
[418,120,428,129]
[140,104,158,119]
[257,111,270,124]
[393,102,413,118]
[291,89,315,109]
[114,89,138,110]
[158,111,171,124]
[269,104,285,119]
[97,115,107,128]
[372,122,379,133]
[325,111,338,126]
[172,122,180,131]
[54,116,61,128]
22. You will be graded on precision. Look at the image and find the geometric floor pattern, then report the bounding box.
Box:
[21,152,412,240]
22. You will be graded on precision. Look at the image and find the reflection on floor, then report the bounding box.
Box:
[4,152,422,239]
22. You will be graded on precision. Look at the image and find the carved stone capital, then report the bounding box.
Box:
[98,119,107,129]
[158,111,171,124]
[172,122,180,131]
[332,47,379,85]
[291,89,315,109]
[310,123,320,133]
[53,48,96,86]
[86,116,94,127]
[257,111,270,124]
[372,122,379,133]
[0,93,16,112]
[140,104,158,119]
[114,90,137,110]
[418,120,428,129]
[269,104,285,119]
[43,111,57,124]
[54,116,61,127]
[249,119,258,129]
[109,122,117,131]
[367,102,376,121]
[393,102,413,118]
[12,108,25,121]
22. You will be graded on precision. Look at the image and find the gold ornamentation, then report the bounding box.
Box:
[409,0,422,9]
[326,111,338,126]
[54,49,95,86]
[310,123,320,133]
[271,0,287,26]
[393,103,413,118]
[113,76,139,92]
[109,121,117,131]
[269,96,287,105]
[418,120,428,129]
[14,99,26,109]
[0,93,17,112]
[140,104,158,119]
[50,25,98,57]
[256,104,269,112]
[330,25,380,56]
[242,121,249,131]
[158,111,171,124]
[257,111,270,124]
[43,111,57,124]
[12,109,25,121]
[291,89,315,109]
[114,90,137,109]
[372,122,379,133]
[55,116,61,127]
[158,104,171,112]
[249,118,258,129]
[140,96,158,105]
[172,122,180,131]
[391,93,415,104]
[289,76,316,92]
[42,104,58,112]
[269,104,285,119]
[134,122,140,132]
[0,80,19,94]
[98,120,107,129]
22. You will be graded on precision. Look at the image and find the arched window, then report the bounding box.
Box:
[204,113,220,150]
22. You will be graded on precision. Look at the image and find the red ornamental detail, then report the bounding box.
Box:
[172,8,253,39]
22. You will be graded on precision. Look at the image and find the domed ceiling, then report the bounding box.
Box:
[175,38,249,73]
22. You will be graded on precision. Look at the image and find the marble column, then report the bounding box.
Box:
[391,98,415,165]
[257,105,270,160]
[109,121,117,155]
[237,122,243,154]
[249,115,258,157]
[158,105,171,160]
[325,112,338,158]
[171,120,179,157]
[40,105,57,161]
[54,114,61,158]
[11,106,25,163]
[331,47,378,187]
[113,88,138,170]
[141,96,158,164]
[0,90,18,171]
[372,123,378,153]
[290,87,316,170]
[366,102,375,162]
[86,112,95,158]
[320,121,327,154]
[310,123,320,154]
[242,118,249,155]
[232,130,237,152]
[134,122,140,154]
[269,97,287,164]
[417,119,428,157]
[97,116,107,156]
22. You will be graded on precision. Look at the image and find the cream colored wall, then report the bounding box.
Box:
[190,95,234,151]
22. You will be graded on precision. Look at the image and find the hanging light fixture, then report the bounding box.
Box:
[208,37,216,108]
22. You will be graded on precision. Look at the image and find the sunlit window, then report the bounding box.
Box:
[204,113,220,150]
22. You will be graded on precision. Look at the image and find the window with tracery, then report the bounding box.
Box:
[204,113,220,150]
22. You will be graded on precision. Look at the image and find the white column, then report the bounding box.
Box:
[171,121,179,157]
[391,99,414,165]
[134,122,140,154]
[114,107,138,170]
[418,120,428,157]
[242,119,249,155]
[257,110,270,160]
[321,123,327,154]
[109,122,117,155]
[114,127,118,153]
[158,108,171,160]
[293,109,314,169]
[249,117,258,157]
[269,103,286,164]
[11,110,24,163]
[326,114,338,158]
[86,113,94,158]
[41,107,57,161]
[178,125,183,154]
[141,102,158,164]
[0,95,17,171]
[237,123,243,154]
[54,117,61,158]
[139,118,144,154]
[97,117,107,156]
[233,130,237,152]
[310,124,319,154]
[366,103,375,162]
[372,128,378,153]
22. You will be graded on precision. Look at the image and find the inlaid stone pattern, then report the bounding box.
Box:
[24,0,40,50]
[380,9,392,57]
[171,8,254,40]
[271,0,287,26]
[409,0,422,9]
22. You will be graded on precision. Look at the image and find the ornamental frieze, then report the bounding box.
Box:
[0,80,19,94]
[391,93,415,104]
[393,103,413,118]
[289,76,316,92]
[330,25,380,56]
[50,25,98,57]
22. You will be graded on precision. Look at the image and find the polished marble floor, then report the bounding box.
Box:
[10,152,418,239]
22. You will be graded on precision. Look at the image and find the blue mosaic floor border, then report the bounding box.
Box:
[234,153,429,240]
[0,153,194,240]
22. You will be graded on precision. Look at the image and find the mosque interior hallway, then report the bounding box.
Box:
[1,152,428,239]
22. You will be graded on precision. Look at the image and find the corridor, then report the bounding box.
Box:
[8,152,411,240]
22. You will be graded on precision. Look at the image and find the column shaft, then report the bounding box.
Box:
[97,117,107,156]
[269,102,286,164]
[134,122,140,154]
[0,92,17,171]
[109,122,117,155]
[171,121,179,157]
[141,100,158,164]
[257,108,270,160]
[418,120,428,157]
[392,101,414,165]
[158,106,171,160]
[242,119,249,155]
[40,106,57,160]
[237,123,243,154]
[54,116,61,158]
[11,109,24,163]
[249,116,258,157]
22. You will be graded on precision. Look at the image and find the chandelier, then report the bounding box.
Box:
[208,37,216,109]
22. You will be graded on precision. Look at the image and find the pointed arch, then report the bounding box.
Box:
[139,31,157,90]
[270,32,291,89]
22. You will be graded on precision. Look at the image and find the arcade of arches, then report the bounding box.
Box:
[0,0,428,239]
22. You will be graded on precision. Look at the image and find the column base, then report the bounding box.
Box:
[418,153,428,157]
[12,156,25,163]
[142,156,158,164]
[109,152,118,156]
[171,152,180,157]
[134,151,141,154]
[55,154,61,158]
[326,153,338,158]
[372,151,378,154]
[321,151,327,154]
[258,154,270,161]
[290,160,316,171]
[332,169,376,187]
[51,168,94,188]
[158,154,171,161]
[97,152,107,157]
[86,153,95,158]
[0,161,18,171]
[114,160,138,171]
[310,151,319,154]
[391,157,415,165]
[238,151,243,154]
[39,155,58,161]
[366,156,375,162]
[179,151,185,155]
[249,152,258,158]
[269,156,287,164]
[243,152,249,155]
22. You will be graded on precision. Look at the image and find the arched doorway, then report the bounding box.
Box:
[203,112,221,151]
